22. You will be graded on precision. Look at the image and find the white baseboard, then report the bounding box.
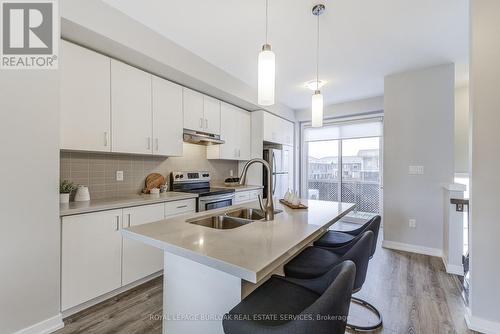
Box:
[382,240,443,257]
[62,270,162,317]
[442,257,464,276]
[13,314,64,334]
[465,307,500,333]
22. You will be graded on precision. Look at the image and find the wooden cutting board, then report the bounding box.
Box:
[143,173,165,194]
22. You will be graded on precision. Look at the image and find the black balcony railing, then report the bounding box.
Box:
[307,179,380,214]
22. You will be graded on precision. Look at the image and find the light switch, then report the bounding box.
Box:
[409,166,424,175]
[116,170,124,181]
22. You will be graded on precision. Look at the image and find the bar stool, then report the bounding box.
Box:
[314,215,381,258]
[315,215,382,330]
[284,230,382,331]
[223,261,356,334]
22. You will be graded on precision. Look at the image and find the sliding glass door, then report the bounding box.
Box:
[307,140,340,201]
[302,118,383,222]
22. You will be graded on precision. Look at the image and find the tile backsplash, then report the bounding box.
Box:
[60,143,239,200]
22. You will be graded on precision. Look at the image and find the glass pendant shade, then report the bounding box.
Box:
[258,44,275,106]
[311,90,323,127]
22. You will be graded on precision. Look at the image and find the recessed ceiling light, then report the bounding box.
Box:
[305,80,326,91]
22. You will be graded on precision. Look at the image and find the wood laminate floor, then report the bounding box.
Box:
[56,225,475,334]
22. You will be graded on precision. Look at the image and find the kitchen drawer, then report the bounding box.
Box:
[234,191,251,204]
[249,190,261,200]
[165,199,196,217]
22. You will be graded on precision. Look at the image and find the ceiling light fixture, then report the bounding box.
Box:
[305,80,326,91]
[258,0,275,106]
[311,4,325,128]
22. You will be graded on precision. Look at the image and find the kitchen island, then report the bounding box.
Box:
[122,199,355,334]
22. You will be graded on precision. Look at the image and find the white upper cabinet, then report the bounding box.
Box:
[237,106,251,160]
[203,95,221,135]
[183,88,204,132]
[60,40,111,152]
[111,60,153,155]
[152,76,183,156]
[283,120,294,146]
[122,204,164,286]
[207,103,250,160]
[183,88,221,135]
[263,111,294,146]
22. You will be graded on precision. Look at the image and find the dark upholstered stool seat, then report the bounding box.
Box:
[225,276,319,328]
[285,232,374,294]
[314,231,355,248]
[284,246,341,279]
[223,261,356,334]
[314,216,382,259]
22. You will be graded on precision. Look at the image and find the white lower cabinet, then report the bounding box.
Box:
[122,204,165,286]
[61,199,196,311]
[234,189,262,204]
[61,209,123,310]
[164,198,196,217]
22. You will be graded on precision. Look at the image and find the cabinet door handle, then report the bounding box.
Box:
[104,132,109,147]
[155,138,159,152]
[147,137,151,150]
[200,118,204,128]
[115,216,120,231]
[176,205,188,209]
[205,118,208,129]
[238,149,241,157]
[127,213,131,228]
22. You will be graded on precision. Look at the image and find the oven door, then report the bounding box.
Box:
[198,193,235,212]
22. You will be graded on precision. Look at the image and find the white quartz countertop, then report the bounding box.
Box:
[214,184,264,192]
[60,192,198,216]
[122,199,355,283]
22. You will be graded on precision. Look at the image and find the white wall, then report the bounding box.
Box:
[60,0,295,122]
[468,0,500,330]
[455,86,470,174]
[0,71,61,330]
[383,64,454,253]
[294,96,384,122]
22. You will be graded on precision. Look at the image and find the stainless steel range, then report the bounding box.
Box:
[170,171,235,212]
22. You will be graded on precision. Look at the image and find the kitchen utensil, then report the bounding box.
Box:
[143,173,166,194]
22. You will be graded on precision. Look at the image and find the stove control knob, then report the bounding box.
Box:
[179,174,184,179]
[175,175,180,179]
[203,173,209,177]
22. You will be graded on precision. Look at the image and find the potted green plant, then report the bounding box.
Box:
[60,180,76,203]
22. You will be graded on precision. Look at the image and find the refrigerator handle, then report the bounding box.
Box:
[273,174,277,195]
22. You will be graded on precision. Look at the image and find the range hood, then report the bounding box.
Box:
[183,129,225,146]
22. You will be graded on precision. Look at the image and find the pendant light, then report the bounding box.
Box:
[258,0,275,106]
[311,4,325,128]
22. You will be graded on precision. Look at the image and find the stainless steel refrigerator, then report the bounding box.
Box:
[263,147,291,199]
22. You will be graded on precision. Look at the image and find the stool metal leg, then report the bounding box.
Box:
[346,296,383,331]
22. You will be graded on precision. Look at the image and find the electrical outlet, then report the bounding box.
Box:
[116,170,124,181]
[409,219,417,228]
[229,169,234,177]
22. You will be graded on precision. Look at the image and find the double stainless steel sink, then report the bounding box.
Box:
[187,208,282,230]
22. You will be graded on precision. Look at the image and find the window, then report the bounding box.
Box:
[301,117,383,221]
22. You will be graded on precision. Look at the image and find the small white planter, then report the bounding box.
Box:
[60,193,70,204]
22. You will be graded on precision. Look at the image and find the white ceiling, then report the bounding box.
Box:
[102,0,469,110]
